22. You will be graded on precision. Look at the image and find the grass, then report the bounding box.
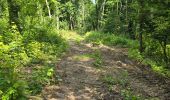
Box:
[102,70,129,89]
[90,50,103,69]
[59,30,139,48]
[84,31,138,48]
[27,62,56,95]
[128,48,170,78]
[72,50,103,69]
[83,31,169,99]
[54,31,170,77]
[72,55,92,61]
[101,71,144,99]
[59,30,84,42]
[83,31,170,78]
[102,75,116,85]
[120,89,143,100]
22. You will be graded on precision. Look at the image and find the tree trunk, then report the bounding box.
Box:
[139,0,144,53]
[0,5,2,17]
[56,15,59,30]
[99,0,106,28]
[139,31,143,53]
[55,5,59,30]
[125,0,128,35]
[7,0,22,33]
[163,41,168,65]
[82,0,85,28]
[117,0,119,15]
[96,3,99,30]
[125,0,128,23]
[45,0,52,18]
[160,36,168,66]
[128,20,135,39]
[69,15,74,30]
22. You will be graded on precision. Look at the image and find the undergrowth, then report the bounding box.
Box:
[59,30,84,42]
[90,50,103,68]
[0,19,68,99]
[72,51,103,69]
[128,48,170,78]
[84,31,170,78]
[84,31,138,48]
[102,71,144,100]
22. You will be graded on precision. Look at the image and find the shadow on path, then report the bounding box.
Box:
[40,39,170,100]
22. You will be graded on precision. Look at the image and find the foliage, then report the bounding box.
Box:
[102,71,129,88]
[101,71,143,99]
[59,30,84,42]
[102,75,117,87]
[85,31,170,77]
[0,1,68,99]
[128,49,143,61]
[90,50,103,68]
[0,0,170,99]
[128,48,170,78]
[92,0,170,68]
[85,31,138,48]
[28,63,55,95]
[120,89,143,100]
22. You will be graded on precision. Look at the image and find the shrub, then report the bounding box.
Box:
[128,48,143,61]
[0,18,8,34]
[85,31,138,48]
[0,42,29,100]
[0,17,67,99]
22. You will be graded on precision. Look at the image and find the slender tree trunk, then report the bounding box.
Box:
[56,15,59,30]
[37,2,43,23]
[69,15,73,30]
[0,5,2,17]
[139,31,143,53]
[160,36,168,66]
[128,20,135,39]
[82,0,85,28]
[96,3,99,30]
[55,5,59,30]
[117,0,119,15]
[163,42,168,65]
[139,0,144,53]
[45,0,51,18]
[126,0,128,23]
[100,0,106,27]
[7,0,22,33]
[125,0,128,34]
[116,0,122,33]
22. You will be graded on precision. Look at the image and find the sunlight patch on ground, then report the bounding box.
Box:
[99,44,115,51]
[71,55,92,62]
[59,30,84,41]
[67,92,75,100]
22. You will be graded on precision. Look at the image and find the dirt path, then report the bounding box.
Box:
[40,39,170,100]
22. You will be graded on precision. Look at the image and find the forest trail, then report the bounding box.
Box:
[39,33,170,100]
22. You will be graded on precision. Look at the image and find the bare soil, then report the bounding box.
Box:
[33,39,170,100]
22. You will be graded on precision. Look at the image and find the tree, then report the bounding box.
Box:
[138,0,144,53]
[7,0,22,33]
[45,0,52,18]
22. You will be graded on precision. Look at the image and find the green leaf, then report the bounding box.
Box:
[47,68,54,77]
